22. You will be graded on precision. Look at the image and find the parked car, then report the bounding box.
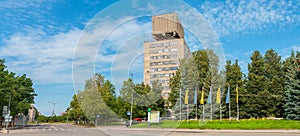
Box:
[125,120,139,127]
[133,118,142,122]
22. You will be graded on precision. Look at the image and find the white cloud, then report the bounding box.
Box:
[0,0,55,10]
[279,44,300,59]
[199,0,300,36]
[0,28,81,85]
[72,16,153,92]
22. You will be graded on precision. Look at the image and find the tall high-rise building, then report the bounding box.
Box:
[144,12,191,98]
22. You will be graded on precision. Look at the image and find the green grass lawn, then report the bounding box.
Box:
[132,119,300,129]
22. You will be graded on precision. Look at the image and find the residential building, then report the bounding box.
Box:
[144,12,191,98]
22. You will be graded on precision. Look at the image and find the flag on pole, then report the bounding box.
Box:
[184,89,189,105]
[216,86,221,104]
[194,88,197,104]
[236,84,239,104]
[207,86,212,104]
[200,88,204,105]
[226,86,230,104]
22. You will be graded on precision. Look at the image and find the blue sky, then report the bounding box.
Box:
[0,0,299,116]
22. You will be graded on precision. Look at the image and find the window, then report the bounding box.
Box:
[150,62,158,66]
[150,74,156,78]
[170,61,177,64]
[149,68,155,72]
[169,54,177,58]
[150,56,158,60]
[170,48,178,52]
[163,61,169,65]
[163,67,170,71]
[166,80,170,83]
[170,67,178,70]
[170,41,177,45]
[150,44,163,48]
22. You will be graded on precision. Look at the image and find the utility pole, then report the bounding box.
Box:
[129,73,134,126]
[48,101,59,116]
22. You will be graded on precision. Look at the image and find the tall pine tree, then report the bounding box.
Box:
[283,51,300,120]
[246,51,266,118]
[264,49,284,117]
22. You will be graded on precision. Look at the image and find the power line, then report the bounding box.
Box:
[48,101,59,116]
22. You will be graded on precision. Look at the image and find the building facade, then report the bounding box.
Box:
[144,12,191,98]
[28,104,37,122]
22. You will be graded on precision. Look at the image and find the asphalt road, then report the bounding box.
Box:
[1,123,300,136]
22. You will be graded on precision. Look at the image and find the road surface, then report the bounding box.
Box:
[1,123,300,136]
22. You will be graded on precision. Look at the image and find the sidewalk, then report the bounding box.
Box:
[96,126,300,134]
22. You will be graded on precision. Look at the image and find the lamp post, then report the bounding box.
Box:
[129,73,134,126]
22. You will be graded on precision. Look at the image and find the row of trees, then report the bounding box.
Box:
[167,49,300,120]
[66,74,167,124]
[66,49,299,122]
[0,59,36,118]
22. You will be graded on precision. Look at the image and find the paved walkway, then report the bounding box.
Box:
[96,126,300,134]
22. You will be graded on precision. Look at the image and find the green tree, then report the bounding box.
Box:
[78,74,119,124]
[283,51,300,120]
[119,78,166,118]
[264,49,284,117]
[224,60,244,118]
[67,94,86,124]
[168,49,223,119]
[245,51,266,118]
[0,59,36,117]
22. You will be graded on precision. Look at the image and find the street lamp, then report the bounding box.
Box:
[129,73,134,126]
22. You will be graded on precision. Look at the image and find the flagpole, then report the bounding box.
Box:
[180,88,182,122]
[237,103,239,121]
[236,84,239,121]
[187,104,189,122]
[220,101,222,122]
[195,87,198,120]
[196,102,198,120]
[229,99,231,121]
[202,103,204,122]
[210,86,212,121]
[210,101,212,121]
[200,86,205,123]
[219,86,221,122]
[226,85,231,121]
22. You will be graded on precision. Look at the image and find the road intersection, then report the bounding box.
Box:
[1,123,300,136]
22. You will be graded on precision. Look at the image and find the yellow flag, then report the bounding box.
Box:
[236,84,239,104]
[216,86,221,104]
[200,88,204,105]
[184,89,189,105]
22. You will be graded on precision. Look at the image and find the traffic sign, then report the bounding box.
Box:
[148,108,151,112]
[5,115,12,122]
[3,106,8,115]
[127,111,131,116]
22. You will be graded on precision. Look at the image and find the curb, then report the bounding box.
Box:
[97,127,300,134]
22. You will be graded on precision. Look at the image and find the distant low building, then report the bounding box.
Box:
[28,104,37,122]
